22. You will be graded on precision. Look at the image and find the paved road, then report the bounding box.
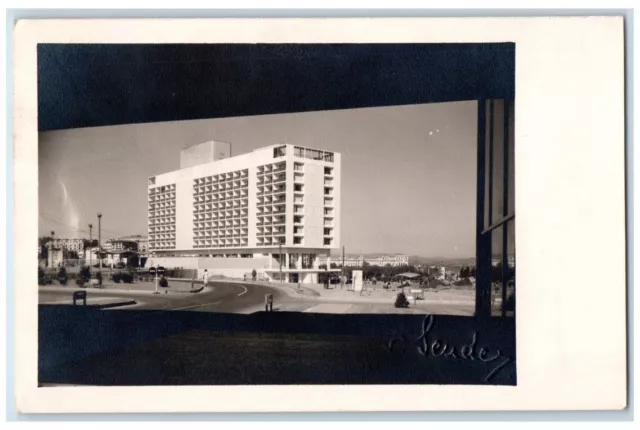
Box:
[39,282,290,314]
[39,282,473,316]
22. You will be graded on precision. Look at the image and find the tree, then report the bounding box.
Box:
[470,266,476,277]
[394,292,410,308]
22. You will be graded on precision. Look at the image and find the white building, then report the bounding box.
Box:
[49,238,85,254]
[110,235,149,254]
[147,141,342,283]
[364,255,410,267]
[318,255,364,268]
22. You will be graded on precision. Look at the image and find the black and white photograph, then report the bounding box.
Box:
[36,42,516,387]
[11,16,627,414]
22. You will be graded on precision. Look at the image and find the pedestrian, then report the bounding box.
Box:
[203,269,208,286]
[244,273,247,282]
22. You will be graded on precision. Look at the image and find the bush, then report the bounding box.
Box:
[121,272,134,284]
[159,277,169,288]
[394,292,410,308]
[79,266,91,282]
[112,273,122,283]
[57,267,69,285]
[76,277,85,288]
[38,267,47,285]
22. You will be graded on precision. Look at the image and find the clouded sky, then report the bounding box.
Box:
[39,101,477,258]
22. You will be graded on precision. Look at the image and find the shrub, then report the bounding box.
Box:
[79,266,91,282]
[121,272,134,284]
[159,277,169,288]
[76,277,85,288]
[394,292,410,308]
[57,267,69,285]
[38,267,47,285]
[112,273,122,283]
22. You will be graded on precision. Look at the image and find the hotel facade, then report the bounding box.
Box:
[147,141,341,283]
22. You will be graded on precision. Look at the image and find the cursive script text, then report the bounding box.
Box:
[387,314,513,382]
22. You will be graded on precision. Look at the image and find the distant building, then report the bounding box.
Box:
[318,255,364,268]
[116,235,149,254]
[104,238,139,253]
[364,255,409,267]
[48,238,85,254]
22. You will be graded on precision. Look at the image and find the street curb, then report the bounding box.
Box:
[95,300,138,309]
[38,285,211,296]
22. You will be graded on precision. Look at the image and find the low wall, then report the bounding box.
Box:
[146,257,277,281]
[147,257,275,270]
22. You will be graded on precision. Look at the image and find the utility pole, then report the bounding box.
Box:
[50,230,55,268]
[97,213,102,271]
[88,224,93,271]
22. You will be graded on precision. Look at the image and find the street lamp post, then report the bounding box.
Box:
[50,230,55,268]
[88,224,93,271]
[279,242,283,283]
[97,213,102,271]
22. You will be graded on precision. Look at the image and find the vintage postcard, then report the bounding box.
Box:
[12,17,626,413]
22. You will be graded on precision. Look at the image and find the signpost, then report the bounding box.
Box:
[353,270,364,293]
[265,294,274,312]
[150,266,159,294]
[73,290,87,306]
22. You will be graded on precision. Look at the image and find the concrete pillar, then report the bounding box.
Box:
[269,253,273,269]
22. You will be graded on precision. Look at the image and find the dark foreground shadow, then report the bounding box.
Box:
[39,306,516,386]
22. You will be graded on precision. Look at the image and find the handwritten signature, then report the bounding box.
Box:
[387,314,514,382]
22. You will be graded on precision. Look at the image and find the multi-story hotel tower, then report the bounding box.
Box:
[147,141,341,283]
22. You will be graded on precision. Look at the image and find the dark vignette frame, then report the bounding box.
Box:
[35,43,516,386]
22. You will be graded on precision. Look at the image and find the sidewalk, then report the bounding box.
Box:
[214,279,476,306]
[39,281,213,296]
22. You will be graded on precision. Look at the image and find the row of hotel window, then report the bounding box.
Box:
[194,239,250,249]
[192,167,251,249]
[193,169,249,185]
[273,145,335,163]
[148,184,177,250]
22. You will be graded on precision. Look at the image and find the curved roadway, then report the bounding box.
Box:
[39,281,291,314]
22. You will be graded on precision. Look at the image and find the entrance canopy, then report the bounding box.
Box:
[396,272,421,279]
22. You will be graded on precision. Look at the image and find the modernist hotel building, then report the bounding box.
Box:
[147,141,341,283]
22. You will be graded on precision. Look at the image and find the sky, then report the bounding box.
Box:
[39,101,477,258]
